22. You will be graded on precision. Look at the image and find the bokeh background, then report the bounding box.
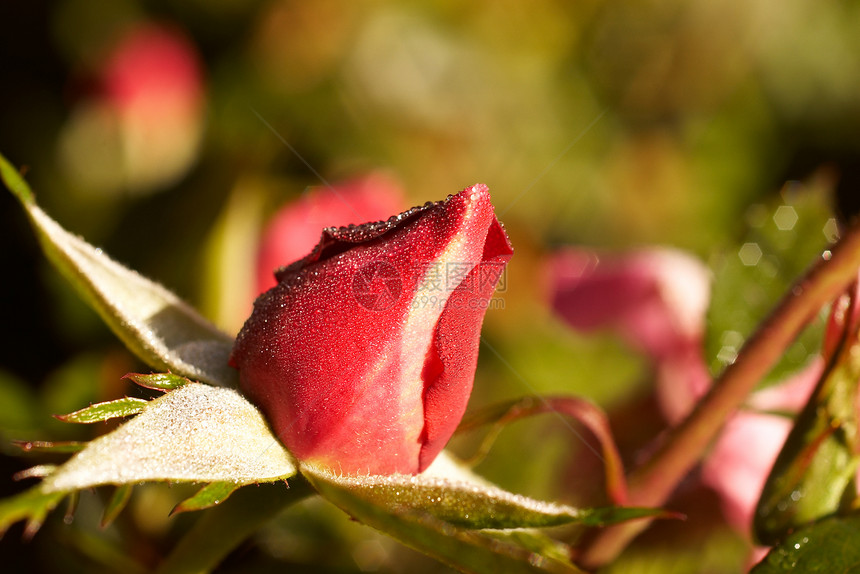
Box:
[1,1,859,572]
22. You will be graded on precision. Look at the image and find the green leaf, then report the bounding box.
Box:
[55,397,149,423]
[500,529,577,567]
[705,187,834,384]
[308,465,584,529]
[171,481,241,515]
[123,372,191,391]
[0,384,297,535]
[303,462,667,531]
[0,486,67,537]
[750,513,860,573]
[37,383,296,493]
[0,154,34,204]
[0,152,237,387]
[753,313,860,545]
[156,481,313,574]
[13,440,86,453]
[303,464,585,574]
[13,465,58,480]
[101,484,132,528]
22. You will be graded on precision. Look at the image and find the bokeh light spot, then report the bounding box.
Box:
[738,242,763,266]
[353,539,389,572]
[773,205,798,231]
[823,217,840,243]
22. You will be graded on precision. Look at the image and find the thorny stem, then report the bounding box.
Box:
[579,218,860,569]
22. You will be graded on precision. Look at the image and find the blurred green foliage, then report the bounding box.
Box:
[705,184,835,384]
[2,0,860,572]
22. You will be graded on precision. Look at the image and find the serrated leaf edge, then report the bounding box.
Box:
[55,397,149,424]
[171,481,242,515]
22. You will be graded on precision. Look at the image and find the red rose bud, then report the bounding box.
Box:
[230,184,513,475]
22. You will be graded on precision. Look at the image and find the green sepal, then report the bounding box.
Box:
[302,463,669,531]
[101,484,133,528]
[13,440,86,453]
[39,384,296,493]
[0,154,34,204]
[306,464,585,529]
[303,464,585,573]
[123,373,191,392]
[0,383,296,529]
[0,384,297,535]
[580,505,684,526]
[13,465,58,481]
[156,481,314,574]
[171,481,241,515]
[123,372,191,392]
[55,397,149,424]
[0,486,67,538]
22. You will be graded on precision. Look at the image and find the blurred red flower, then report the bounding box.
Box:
[256,173,405,294]
[102,24,203,121]
[547,247,712,422]
[58,23,204,194]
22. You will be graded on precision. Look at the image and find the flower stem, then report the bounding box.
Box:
[579,219,860,568]
[156,478,315,574]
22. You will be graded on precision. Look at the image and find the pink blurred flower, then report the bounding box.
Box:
[699,365,823,532]
[58,23,205,194]
[256,173,405,294]
[703,413,794,530]
[548,247,712,422]
[546,246,826,535]
[102,24,203,123]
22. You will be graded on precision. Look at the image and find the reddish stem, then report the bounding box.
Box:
[580,219,860,568]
